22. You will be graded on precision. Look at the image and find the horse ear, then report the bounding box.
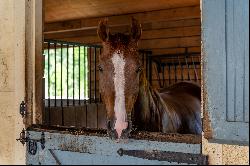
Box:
[130,17,142,42]
[97,18,110,42]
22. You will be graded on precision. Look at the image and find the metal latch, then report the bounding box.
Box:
[16,129,46,155]
[117,148,208,165]
[20,101,27,118]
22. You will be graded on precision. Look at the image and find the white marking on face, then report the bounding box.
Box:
[111,50,127,138]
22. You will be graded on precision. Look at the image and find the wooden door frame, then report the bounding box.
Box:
[25,0,44,126]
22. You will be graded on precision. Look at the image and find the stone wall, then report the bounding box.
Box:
[202,135,249,165]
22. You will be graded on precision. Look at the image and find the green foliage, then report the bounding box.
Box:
[44,45,89,99]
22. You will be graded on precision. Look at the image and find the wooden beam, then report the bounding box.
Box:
[142,26,200,39]
[57,36,200,49]
[139,36,201,49]
[45,6,200,32]
[45,25,200,41]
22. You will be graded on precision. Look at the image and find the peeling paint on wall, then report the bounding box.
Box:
[0,57,9,89]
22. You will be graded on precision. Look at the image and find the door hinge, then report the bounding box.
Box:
[16,129,46,155]
[20,101,27,118]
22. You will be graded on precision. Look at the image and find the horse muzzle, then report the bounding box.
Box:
[107,119,132,140]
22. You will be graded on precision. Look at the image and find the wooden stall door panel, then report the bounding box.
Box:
[202,0,249,145]
[26,131,202,165]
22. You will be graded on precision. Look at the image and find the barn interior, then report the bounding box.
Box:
[42,0,201,137]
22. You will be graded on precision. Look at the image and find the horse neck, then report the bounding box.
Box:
[133,71,166,131]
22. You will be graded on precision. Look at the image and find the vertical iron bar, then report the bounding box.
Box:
[73,45,75,106]
[61,44,64,126]
[173,59,177,83]
[89,47,92,103]
[185,56,190,81]
[99,48,102,103]
[185,48,190,81]
[61,44,63,107]
[162,65,165,87]
[48,42,51,125]
[54,43,57,107]
[84,46,86,104]
[94,47,97,103]
[79,46,81,105]
[192,56,198,82]
[168,64,171,86]
[67,44,69,106]
[178,56,184,81]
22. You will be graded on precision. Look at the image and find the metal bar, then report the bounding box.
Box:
[99,48,102,102]
[172,59,177,83]
[60,44,64,126]
[178,56,184,81]
[152,60,200,66]
[54,43,57,107]
[94,47,97,103]
[48,42,50,106]
[44,39,102,48]
[66,45,69,106]
[73,45,75,106]
[168,64,171,86]
[79,46,81,105]
[48,42,51,125]
[60,44,63,107]
[162,65,165,87]
[117,149,208,165]
[149,52,200,59]
[89,47,92,103]
[184,48,190,81]
[192,56,198,82]
[84,46,86,104]
[185,56,190,81]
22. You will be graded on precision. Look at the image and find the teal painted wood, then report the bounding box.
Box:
[202,0,249,145]
[26,131,201,165]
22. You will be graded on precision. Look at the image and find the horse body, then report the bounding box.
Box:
[133,72,202,135]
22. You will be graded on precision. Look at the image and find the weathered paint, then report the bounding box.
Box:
[26,130,201,165]
[201,0,249,145]
[0,0,26,164]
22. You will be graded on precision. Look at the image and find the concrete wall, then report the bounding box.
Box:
[202,137,249,165]
[0,0,26,164]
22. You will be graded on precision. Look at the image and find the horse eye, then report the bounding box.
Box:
[136,66,142,73]
[98,65,103,72]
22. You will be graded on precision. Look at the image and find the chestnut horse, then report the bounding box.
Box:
[97,18,201,140]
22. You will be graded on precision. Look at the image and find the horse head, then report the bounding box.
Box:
[97,18,142,140]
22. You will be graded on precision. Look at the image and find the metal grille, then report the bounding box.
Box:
[43,40,102,107]
[149,51,201,89]
[42,40,151,128]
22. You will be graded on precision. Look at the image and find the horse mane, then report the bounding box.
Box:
[133,71,181,132]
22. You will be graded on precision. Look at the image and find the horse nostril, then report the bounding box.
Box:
[107,120,112,130]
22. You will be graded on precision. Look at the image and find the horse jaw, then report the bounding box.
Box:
[112,51,128,138]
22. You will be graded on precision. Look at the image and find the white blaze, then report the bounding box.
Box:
[112,51,127,138]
